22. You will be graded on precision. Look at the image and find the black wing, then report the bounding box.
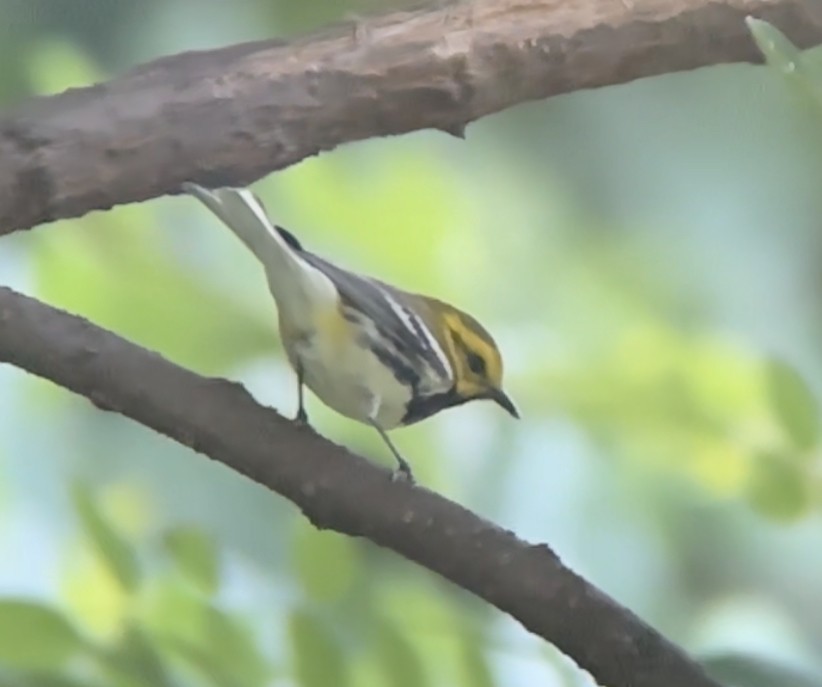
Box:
[300,252,452,387]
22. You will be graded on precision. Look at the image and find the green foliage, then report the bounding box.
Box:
[201,608,272,687]
[0,486,279,687]
[746,451,811,522]
[165,607,272,687]
[459,635,496,687]
[93,625,175,687]
[140,575,210,643]
[289,608,350,687]
[293,522,359,602]
[2,486,506,687]
[524,321,822,520]
[32,212,276,373]
[24,35,105,96]
[163,526,220,596]
[703,651,822,687]
[72,483,141,593]
[766,359,820,453]
[0,673,92,687]
[0,601,84,671]
[266,143,466,291]
[373,617,428,687]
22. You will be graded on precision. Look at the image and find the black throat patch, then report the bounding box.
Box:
[401,387,468,426]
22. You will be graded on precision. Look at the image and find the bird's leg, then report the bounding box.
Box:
[294,364,308,425]
[369,420,414,484]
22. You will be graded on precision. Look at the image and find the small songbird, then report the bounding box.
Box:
[183,183,518,481]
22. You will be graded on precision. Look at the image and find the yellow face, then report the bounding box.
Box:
[440,307,518,418]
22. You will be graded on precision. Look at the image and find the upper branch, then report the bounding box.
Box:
[1,0,820,234]
[0,285,722,687]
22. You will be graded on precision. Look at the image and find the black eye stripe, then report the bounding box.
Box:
[452,332,487,376]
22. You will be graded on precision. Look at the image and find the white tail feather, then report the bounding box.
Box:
[182,183,336,320]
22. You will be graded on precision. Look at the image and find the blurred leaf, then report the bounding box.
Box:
[100,484,154,542]
[374,618,427,687]
[94,625,175,687]
[459,635,495,687]
[60,546,129,640]
[0,673,93,687]
[703,651,822,687]
[376,586,469,686]
[293,525,358,603]
[289,609,349,687]
[72,483,141,592]
[766,360,820,452]
[538,326,766,496]
[166,639,234,687]
[202,607,271,687]
[746,452,810,521]
[140,577,208,644]
[0,601,84,670]
[25,36,103,95]
[164,605,271,687]
[163,526,220,596]
[269,145,465,290]
[144,577,273,687]
[685,436,750,498]
[263,0,350,34]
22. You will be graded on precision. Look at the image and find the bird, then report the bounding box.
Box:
[182,182,518,482]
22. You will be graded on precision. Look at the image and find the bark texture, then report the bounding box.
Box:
[1,0,820,234]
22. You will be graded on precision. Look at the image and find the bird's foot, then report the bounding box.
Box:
[390,460,415,485]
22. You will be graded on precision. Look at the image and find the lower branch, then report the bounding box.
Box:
[0,286,721,687]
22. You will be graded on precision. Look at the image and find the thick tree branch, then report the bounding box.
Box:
[0,285,721,687]
[1,0,820,234]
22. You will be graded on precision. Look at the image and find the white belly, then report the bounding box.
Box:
[288,331,413,430]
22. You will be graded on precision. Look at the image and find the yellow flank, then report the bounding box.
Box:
[317,302,351,347]
[278,301,344,342]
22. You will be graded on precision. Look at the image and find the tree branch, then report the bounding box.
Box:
[0,285,721,687]
[1,0,820,234]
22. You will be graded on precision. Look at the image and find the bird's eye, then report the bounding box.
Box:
[466,351,487,376]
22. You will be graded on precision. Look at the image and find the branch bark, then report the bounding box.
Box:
[0,285,720,687]
[1,0,820,234]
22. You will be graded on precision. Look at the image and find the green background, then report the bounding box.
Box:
[1,2,822,685]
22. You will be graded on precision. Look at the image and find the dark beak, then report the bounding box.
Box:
[487,387,519,419]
